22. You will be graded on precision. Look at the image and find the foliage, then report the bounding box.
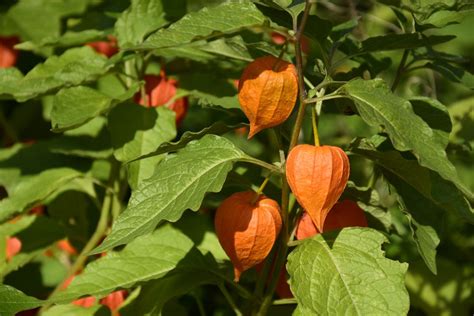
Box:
[0,0,472,315]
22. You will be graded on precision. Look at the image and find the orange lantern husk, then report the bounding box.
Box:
[215,191,282,282]
[286,145,350,231]
[238,56,298,138]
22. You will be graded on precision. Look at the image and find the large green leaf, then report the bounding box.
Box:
[115,0,186,47]
[287,228,409,315]
[138,1,265,50]
[3,47,112,102]
[5,0,91,53]
[51,85,138,132]
[0,168,83,222]
[15,30,105,53]
[199,36,253,62]
[120,270,220,316]
[360,33,455,52]
[349,137,473,224]
[0,142,92,193]
[108,104,176,163]
[256,3,332,43]
[42,304,102,316]
[409,97,451,149]
[91,135,250,253]
[130,122,246,163]
[350,137,474,273]
[341,79,467,197]
[0,285,42,316]
[0,68,23,99]
[108,104,176,189]
[0,216,65,278]
[179,73,240,109]
[52,225,218,303]
[48,117,113,159]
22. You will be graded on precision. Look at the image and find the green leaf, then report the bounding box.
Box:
[256,3,332,43]
[409,97,451,149]
[179,73,240,109]
[174,211,228,261]
[0,168,82,222]
[449,96,474,144]
[48,117,113,159]
[287,228,409,315]
[115,0,186,48]
[424,61,474,89]
[42,304,102,316]
[120,270,220,315]
[350,137,474,273]
[91,135,249,253]
[128,122,246,165]
[0,68,24,99]
[349,137,473,223]
[0,216,65,278]
[0,285,42,315]
[108,104,176,189]
[360,33,456,52]
[343,182,392,232]
[51,85,138,132]
[138,1,265,50]
[404,214,440,274]
[108,104,176,163]
[0,142,92,193]
[52,225,217,303]
[341,79,463,194]
[9,47,112,102]
[417,9,474,30]
[200,36,253,62]
[15,30,105,53]
[5,0,91,53]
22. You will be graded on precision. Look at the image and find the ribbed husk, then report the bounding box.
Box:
[286,145,350,232]
[214,191,282,282]
[238,56,298,138]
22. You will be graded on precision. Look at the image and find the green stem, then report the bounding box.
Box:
[272,298,297,305]
[193,293,207,316]
[256,1,313,315]
[391,49,409,91]
[252,177,271,204]
[40,159,120,311]
[311,105,320,146]
[241,157,281,174]
[304,93,343,104]
[253,246,276,298]
[219,283,243,316]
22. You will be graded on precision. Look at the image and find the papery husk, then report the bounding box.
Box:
[214,191,282,282]
[238,56,298,138]
[286,145,350,231]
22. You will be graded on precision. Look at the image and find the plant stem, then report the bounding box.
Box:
[311,105,320,146]
[40,159,120,311]
[252,177,271,204]
[391,49,409,91]
[193,293,207,316]
[304,93,343,104]
[253,246,276,298]
[241,156,281,174]
[219,283,243,316]
[255,2,313,315]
